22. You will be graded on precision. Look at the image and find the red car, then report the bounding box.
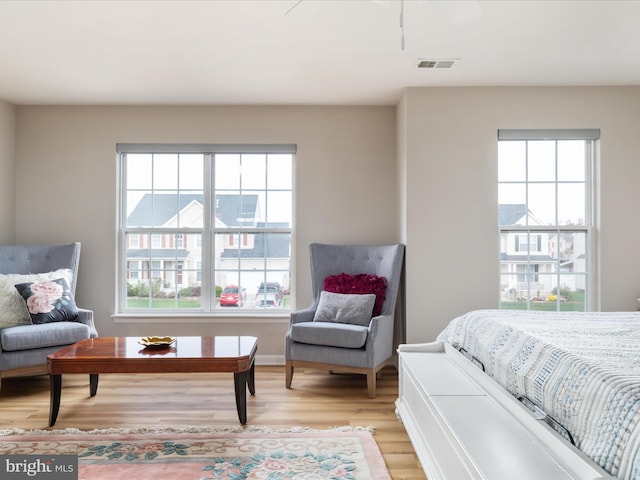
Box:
[220,285,245,306]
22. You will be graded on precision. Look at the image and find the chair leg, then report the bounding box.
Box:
[285,360,294,388]
[367,369,376,399]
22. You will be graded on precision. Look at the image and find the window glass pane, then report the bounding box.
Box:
[266,191,292,225]
[242,154,266,190]
[126,154,152,190]
[215,191,261,227]
[126,232,202,310]
[268,154,293,189]
[498,185,526,225]
[176,191,203,228]
[216,154,241,190]
[527,141,556,181]
[558,183,585,225]
[557,141,585,181]
[179,154,204,190]
[153,154,178,190]
[498,141,526,182]
[528,183,556,225]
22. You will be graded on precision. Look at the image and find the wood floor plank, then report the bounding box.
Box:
[0,365,425,479]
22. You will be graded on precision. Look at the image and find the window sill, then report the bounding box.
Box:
[111,313,291,324]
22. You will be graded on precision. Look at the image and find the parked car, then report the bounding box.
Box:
[254,295,279,308]
[256,282,283,305]
[220,285,245,306]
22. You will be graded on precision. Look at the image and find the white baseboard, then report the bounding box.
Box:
[254,355,398,368]
[255,354,285,365]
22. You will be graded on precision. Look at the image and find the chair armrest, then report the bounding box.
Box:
[76,308,99,338]
[365,313,395,363]
[290,307,316,325]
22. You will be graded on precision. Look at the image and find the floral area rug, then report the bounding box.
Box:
[0,426,391,479]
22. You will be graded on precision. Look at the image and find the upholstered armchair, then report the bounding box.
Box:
[285,243,405,398]
[0,243,98,389]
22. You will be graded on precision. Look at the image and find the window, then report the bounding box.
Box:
[118,144,295,313]
[498,129,599,311]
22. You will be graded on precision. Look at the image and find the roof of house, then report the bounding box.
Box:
[220,223,290,259]
[126,193,258,227]
[126,194,290,260]
[498,204,529,226]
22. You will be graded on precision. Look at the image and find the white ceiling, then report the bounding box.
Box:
[1,0,639,106]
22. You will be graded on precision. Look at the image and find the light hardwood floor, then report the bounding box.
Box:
[0,365,426,480]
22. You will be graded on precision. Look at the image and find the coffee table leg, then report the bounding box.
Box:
[49,374,62,427]
[233,370,249,424]
[90,374,99,396]
[248,360,255,396]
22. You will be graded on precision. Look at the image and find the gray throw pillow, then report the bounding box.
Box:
[313,290,376,326]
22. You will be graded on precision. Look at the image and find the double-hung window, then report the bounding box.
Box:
[498,129,599,311]
[117,144,295,313]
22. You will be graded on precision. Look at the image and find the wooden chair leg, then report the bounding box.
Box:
[367,369,376,399]
[285,360,294,388]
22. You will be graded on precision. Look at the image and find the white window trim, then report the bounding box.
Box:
[498,129,600,311]
[116,143,296,317]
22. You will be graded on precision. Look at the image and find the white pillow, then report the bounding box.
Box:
[0,269,73,328]
[313,290,376,326]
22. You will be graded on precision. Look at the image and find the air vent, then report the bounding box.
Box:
[417,58,458,69]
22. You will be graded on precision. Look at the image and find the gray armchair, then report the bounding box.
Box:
[285,243,405,398]
[0,243,97,389]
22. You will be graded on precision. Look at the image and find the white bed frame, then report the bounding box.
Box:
[395,341,614,480]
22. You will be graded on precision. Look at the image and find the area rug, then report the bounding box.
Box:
[0,426,391,479]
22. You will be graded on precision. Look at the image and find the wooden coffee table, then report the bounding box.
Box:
[47,336,257,427]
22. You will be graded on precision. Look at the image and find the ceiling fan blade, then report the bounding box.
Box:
[285,0,304,16]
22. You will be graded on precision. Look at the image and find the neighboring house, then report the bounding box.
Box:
[125,193,290,294]
[499,204,585,298]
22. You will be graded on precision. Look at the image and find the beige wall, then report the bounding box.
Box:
[8,86,640,356]
[401,86,640,342]
[13,105,398,359]
[0,100,15,243]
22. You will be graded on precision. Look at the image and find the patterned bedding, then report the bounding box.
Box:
[437,309,640,480]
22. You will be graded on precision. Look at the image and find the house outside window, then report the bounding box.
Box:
[498,129,599,311]
[118,144,295,313]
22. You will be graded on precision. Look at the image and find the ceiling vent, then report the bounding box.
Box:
[417,58,458,69]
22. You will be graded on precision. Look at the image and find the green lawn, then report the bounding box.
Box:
[500,291,585,311]
[127,298,202,309]
[127,295,292,309]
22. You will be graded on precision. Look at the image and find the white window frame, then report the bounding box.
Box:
[498,129,599,311]
[116,143,295,316]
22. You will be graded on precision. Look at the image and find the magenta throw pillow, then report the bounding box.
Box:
[323,273,387,317]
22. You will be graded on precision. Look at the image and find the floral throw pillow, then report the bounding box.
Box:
[15,277,79,324]
[0,269,73,328]
[323,273,387,317]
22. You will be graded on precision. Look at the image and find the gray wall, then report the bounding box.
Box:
[401,86,640,342]
[13,105,398,360]
[0,100,15,244]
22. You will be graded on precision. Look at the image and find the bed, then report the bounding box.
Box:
[395,309,640,480]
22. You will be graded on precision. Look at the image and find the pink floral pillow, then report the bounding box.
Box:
[15,277,79,324]
[323,273,387,317]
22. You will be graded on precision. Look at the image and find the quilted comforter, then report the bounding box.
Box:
[437,309,640,480]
